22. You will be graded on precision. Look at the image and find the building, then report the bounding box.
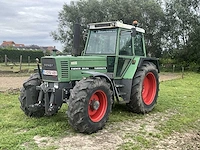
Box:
[0,41,59,54]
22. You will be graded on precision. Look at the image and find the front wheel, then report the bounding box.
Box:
[67,77,112,134]
[127,62,159,113]
[19,73,45,117]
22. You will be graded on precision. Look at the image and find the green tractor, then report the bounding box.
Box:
[19,20,159,134]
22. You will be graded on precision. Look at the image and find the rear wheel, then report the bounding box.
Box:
[127,62,159,113]
[67,77,112,134]
[19,73,45,117]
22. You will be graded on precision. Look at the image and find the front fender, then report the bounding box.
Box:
[82,71,112,84]
[81,71,115,97]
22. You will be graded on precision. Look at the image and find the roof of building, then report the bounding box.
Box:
[1,41,58,51]
[1,41,15,46]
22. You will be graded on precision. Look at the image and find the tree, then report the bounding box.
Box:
[176,24,200,71]
[162,0,200,58]
[187,26,200,65]
[51,0,165,57]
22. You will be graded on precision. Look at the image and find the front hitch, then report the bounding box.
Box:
[35,84,58,116]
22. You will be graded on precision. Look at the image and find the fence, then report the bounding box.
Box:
[2,55,38,73]
[160,63,200,73]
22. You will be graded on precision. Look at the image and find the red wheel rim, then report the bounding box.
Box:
[88,90,107,122]
[142,72,157,105]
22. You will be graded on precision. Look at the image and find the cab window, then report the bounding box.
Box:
[134,33,144,56]
[119,30,133,56]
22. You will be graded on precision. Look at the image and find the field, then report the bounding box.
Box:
[0,72,200,150]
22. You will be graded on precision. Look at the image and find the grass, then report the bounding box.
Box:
[0,93,71,149]
[0,72,200,149]
[157,73,200,133]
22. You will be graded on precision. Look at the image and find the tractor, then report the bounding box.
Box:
[19,20,159,134]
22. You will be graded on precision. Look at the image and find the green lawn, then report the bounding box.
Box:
[0,72,200,149]
[156,72,200,134]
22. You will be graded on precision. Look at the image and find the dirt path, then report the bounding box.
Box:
[159,72,181,82]
[30,110,200,150]
[0,73,180,92]
[0,77,28,91]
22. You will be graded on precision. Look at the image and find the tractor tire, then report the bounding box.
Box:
[19,73,45,117]
[127,62,159,113]
[67,77,112,134]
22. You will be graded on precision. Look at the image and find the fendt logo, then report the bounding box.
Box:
[43,64,54,67]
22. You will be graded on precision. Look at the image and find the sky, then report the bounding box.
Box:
[0,0,74,51]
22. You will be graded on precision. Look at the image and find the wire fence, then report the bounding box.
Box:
[160,63,200,73]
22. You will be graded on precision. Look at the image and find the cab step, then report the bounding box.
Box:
[119,92,126,96]
[115,84,124,88]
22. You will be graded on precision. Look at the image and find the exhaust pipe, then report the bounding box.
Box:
[72,23,81,56]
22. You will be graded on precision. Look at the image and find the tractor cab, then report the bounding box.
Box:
[83,21,146,78]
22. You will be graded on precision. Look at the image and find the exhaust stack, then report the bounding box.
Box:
[72,23,81,56]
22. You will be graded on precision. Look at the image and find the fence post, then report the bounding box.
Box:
[182,67,184,79]
[28,56,30,66]
[19,55,22,73]
[5,55,7,66]
[172,64,175,73]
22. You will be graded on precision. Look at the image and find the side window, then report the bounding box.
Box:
[134,33,144,56]
[119,30,133,56]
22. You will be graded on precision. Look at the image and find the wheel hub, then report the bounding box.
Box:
[90,100,100,110]
[142,72,157,105]
[88,90,108,122]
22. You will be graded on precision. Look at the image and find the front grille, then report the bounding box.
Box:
[61,61,69,78]
[42,58,58,81]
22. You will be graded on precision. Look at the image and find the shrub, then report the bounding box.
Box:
[0,48,44,63]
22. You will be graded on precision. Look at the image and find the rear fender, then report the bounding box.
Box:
[138,57,160,73]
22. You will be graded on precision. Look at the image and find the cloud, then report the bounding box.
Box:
[0,0,73,51]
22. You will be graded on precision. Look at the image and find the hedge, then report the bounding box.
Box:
[0,48,44,63]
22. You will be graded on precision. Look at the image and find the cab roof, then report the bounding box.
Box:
[88,21,145,33]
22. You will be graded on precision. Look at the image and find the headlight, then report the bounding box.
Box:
[54,82,59,89]
[44,82,49,87]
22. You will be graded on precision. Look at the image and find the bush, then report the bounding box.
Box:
[0,48,44,63]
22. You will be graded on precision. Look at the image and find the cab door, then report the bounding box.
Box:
[115,30,134,78]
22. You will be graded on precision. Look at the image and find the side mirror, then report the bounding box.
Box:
[131,28,136,37]
[83,29,88,41]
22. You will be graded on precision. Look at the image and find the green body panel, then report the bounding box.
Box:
[42,55,107,82]
[123,56,141,79]
[69,56,107,80]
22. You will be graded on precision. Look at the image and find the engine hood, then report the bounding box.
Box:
[41,55,107,82]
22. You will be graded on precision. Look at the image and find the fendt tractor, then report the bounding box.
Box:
[19,20,159,134]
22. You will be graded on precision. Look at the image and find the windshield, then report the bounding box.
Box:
[85,28,117,54]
